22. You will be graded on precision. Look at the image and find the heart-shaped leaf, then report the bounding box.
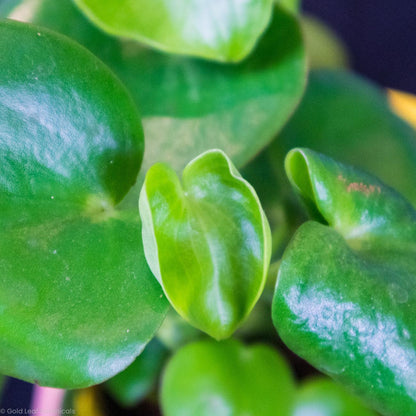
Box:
[161,339,295,416]
[72,0,273,62]
[0,19,168,388]
[272,149,416,415]
[139,150,271,339]
[3,0,306,191]
[294,377,377,416]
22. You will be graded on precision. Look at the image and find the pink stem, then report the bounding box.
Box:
[31,385,66,416]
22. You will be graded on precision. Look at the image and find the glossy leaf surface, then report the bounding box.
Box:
[294,377,377,416]
[243,70,416,258]
[161,339,295,416]
[276,70,416,207]
[273,149,416,416]
[73,0,273,62]
[0,19,168,388]
[140,150,271,339]
[105,339,169,407]
[3,0,306,188]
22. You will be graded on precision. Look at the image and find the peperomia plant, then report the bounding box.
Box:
[0,0,415,415]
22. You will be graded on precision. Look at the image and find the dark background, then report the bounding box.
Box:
[304,0,416,93]
[1,0,415,409]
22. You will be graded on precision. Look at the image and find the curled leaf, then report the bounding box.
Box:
[273,149,416,415]
[73,0,273,62]
[140,150,271,339]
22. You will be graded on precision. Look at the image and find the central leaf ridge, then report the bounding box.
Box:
[139,149,271,339]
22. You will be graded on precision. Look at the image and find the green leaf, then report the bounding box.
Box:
[0,19,168,388]
[277,70,416,207]
[3,0,306,191]
[72,0,273,62]
[243,70,416,257]
[294,377,377,416]
[105,339,169,407]
[161,339,295,416]
[139,150,271,340]
[272,149,416,416]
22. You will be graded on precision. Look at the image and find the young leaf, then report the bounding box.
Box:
[0,19,168,388]
[139,150,271,340]
[273,149,416,416]
[294,377,377,416]
[72,0,273,62]
[3,0,306,187]
[161,339,295,416]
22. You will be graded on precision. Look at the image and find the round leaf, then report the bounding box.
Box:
[294,377,377,416]
[72,0,273,62]
[161,339,295,416]
[3,0,306,190]
[273,149,416,415]
[0,19,168,388]
[139,150,271,339]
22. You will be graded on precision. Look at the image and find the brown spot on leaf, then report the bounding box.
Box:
[346,182,381,196]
